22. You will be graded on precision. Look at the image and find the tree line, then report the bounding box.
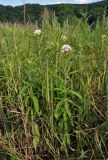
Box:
[0,0,107,24]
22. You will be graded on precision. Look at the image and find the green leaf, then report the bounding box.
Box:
[30,95,42,116]
[33,136,39,150]
[68,99,80,109]
[69,90,82,100]
[63,132,70,146]
[22,80,30,86]
[25,96,30,106]
[54,100,64,120]
[32,122,40,149]
[58,119,64,131]
[64,99,73,126]
[65,132,70,146]
[18,85,29,97]
[25,108,30,124]
[32,122,40,136]
[63,112,68,132]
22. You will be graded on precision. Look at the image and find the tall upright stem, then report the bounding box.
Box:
[24,0,26,24]
[106,71,108,120]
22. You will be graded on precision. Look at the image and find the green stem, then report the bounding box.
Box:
[106,71,108,120]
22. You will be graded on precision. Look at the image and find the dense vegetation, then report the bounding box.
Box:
[0,0,108,23]
[0,12,108,159]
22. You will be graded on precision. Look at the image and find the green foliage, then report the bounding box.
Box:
[0,14,108,159]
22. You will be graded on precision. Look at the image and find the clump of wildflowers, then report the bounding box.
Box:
[61,44,72,53]
[34,29,41,36]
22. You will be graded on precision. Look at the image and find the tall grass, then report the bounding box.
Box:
[0,16,108,160]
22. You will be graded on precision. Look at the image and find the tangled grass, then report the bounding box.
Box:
[0,17,108,160]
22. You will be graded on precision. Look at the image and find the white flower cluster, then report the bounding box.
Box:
[61,35,67,41]
[61,44,72,53]
[34,29,41,36]
[101,34,106,39]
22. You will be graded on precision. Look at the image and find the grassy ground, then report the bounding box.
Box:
[0,16,108,160]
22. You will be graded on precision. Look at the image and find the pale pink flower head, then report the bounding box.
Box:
[34,29,41,36]
[61,44,72,54]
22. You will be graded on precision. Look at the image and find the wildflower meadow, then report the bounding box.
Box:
[0,15,108,160]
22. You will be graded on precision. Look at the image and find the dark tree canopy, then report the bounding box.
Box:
[0,0,107,24]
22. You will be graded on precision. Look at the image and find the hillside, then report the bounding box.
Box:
[0,0,107,23]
